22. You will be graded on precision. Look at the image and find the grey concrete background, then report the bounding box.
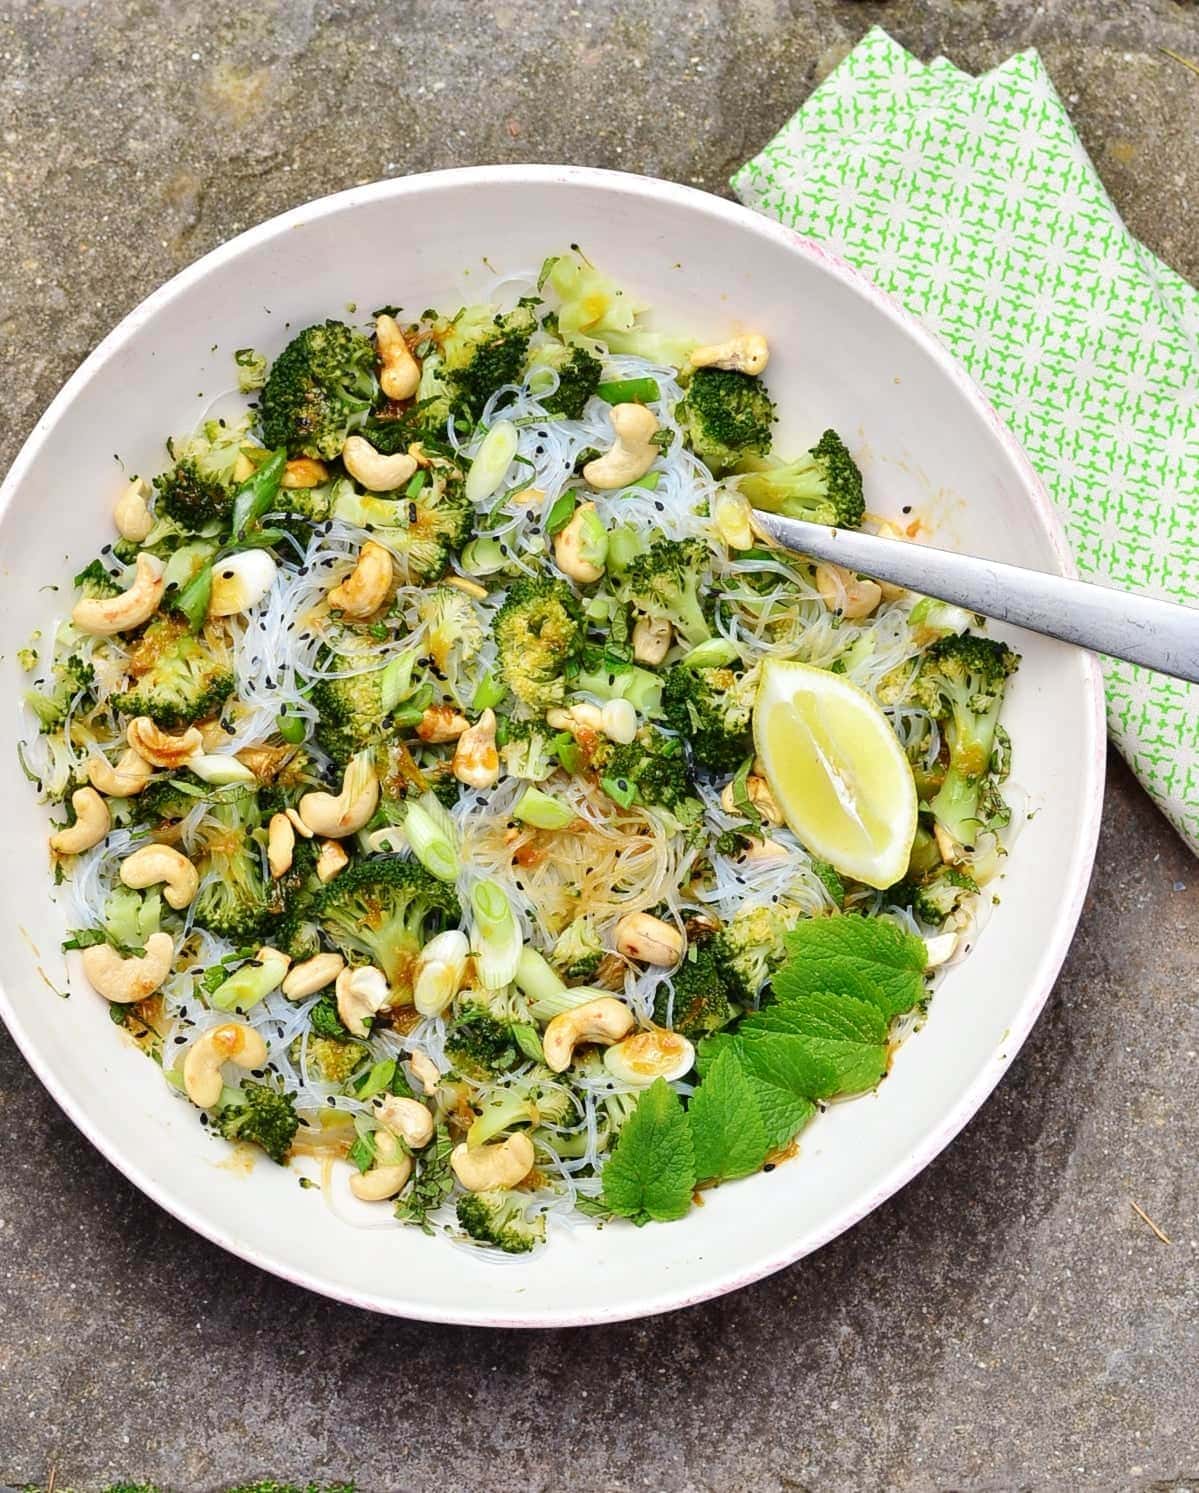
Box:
[1,2,1197,1489]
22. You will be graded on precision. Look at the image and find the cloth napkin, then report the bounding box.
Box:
[733,28,1199,854]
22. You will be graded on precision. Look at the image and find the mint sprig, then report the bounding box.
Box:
[601,1078,696,1225]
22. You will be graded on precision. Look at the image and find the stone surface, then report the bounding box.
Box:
[1,2,1198,1488]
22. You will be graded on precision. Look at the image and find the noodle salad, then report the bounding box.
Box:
[20,251,1019,1253]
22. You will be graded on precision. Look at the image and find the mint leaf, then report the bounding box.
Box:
[601,1078,696,1225]
[776,915,927,1019]
[689,1046,768,1182]
[699,1034,816,1153]
[743,991,888,1097]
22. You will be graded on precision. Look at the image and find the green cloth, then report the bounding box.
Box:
[733,28,1199,853]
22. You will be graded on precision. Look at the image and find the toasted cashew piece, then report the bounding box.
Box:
[268,812,295,879]
[553,501,606,583]
[281,456,329,489]
[281,951,345,1000]
[298,754,379,837]
[86,747,153,798]
[126,718,203,769]
[734,836,790,865]
[450,1132,536,1192]
[336,964,390,1037]
[417,705,470,743]
[600,699,637,745]
[376,1094,435,1150]
[81,931,174,1004]
[720,774,784,827]
[815,563,882,620]
[452,708,500,788]
[316,838,349,882]
[376,313,421,402]
[409,1050,442,1096]
[182,1021,269,1108]
[545,702,604,737]
[632,614,672,665]
[349,1143,414,1202]
[341,435,417,492]
[327,539,393,618]
[72,553,165,636]
[582,403,660,490]
[49,788,110,855]
[119,843,199,909]
[543,996,636,1073]
[443,574,488,600]
[114,477,153,543]
[690,333,770,375]
[615,911,683,966]
[285,806,314,839]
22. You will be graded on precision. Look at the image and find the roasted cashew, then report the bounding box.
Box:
[182,1020,268,1108]
[582,403,660,490]
[614,911,683,966]
[720,774,784,827]
[72,553,165,636]
[285,806,314,839]
[81,932,174,1004]
[327,539,393,617]
[49,788,110,855]
[443,575,488,600]
[209,550,278,617]
[281,951,345,999]
[599,699,637,745]
[119,843,200,909]
[316,838,349,882]
[375,313,421,401]
[349,1142,413,1202]
[553,501,606,583]
[341,435,417,492]
[114,476,153,543]
[545,703,603,737]
[542,996,636,1073]
[86,747,153,798]
[281,456,329,489]
[417,705,470,743]
[452,708,500,788]
[126,718,203,769]
[298,753,379,837]
[632,614,672,665]
[815,563,882,620]
[734,836,789,865]
[450,1132,536,1192]
[375,1094,435,1150]
[336,963,390,1037]
[267,812,295,879]
[409,1049,441,1095]
[690,333,770,375]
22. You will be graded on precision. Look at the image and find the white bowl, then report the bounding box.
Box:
[0,166,1105,1326]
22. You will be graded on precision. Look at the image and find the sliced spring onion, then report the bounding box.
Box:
[471,879,522,989]
[209,947,290,1012]
[605,524,643,576]
[472,669,506,712]
[513,786,575,830]
[597,377,660,405]
[514,945,567,1006]
[188,753,258,786]
[413,929,470,1017]
[459,536,507,576]
[380,647,420,714]
[277,711,306,745]
[405,469,427,499]
[544,491,576,536]
[231,448,286,538]
[404,794,461,882]
[630,471,661,492]
[391,681,434,727]
[465,420,518,504]
[600,774,637,809]
[355,1058,398,1100]
[679,637,740,669]
[174,563,213,632]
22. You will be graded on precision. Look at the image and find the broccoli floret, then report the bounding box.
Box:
[267,834,322,958]
[444,1000,524,1081]
[596,728,702,825]
[132,768,209,825]
[423,303,539,421]
[620,537,712,648]
[457,1188,546,1253]
[910,632,1019,848]
[213,1080,299,1165]
[467,1068,573,1145]
[234,346,268,392]
[316,855,461,1002]
[545,252,695,366]
[573,648,664,715]
[498,716,557,782]
[530,342,604,419]
[152,460,231,531]
[420,583,485,695]
[912,864,979,925]
[259,320,377,460]
[736,429,865,530]
[192,786,271,942]
[660,664,756,774]
[654,941,735,1041]
[24,653,96,731]
[331,460,472,580]
[677,367,775,476]
[551,915,603,982]
[74,557,124,599]
[309,993,352,1041]
[112,619,234,729]
[292,1032,370,1085]
[494,575,583,712]
[310,657,395,767]
[712,901,806,1005]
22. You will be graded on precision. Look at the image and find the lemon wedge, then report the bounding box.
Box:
[753,659,917,890]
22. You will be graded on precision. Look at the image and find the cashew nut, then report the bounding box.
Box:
[298,754,379,837]
[553,501,606,583]
[327,540,393,618]
[376,313,421,402]
[49,787,110,855]
[599,698,637,745]
[870,519,909,601]
[417,705,470,743]
[316,838,350,882]
[632,614,672,665]
[815,563,882,620]
[720,774,784,827]
[409,1050,441,1096]
[208,549,278,617]
[268,812,295,880]
[734,836,789,865]
[443,574,488,600]
[452,708,500,788]
[86,747,153,798]
[690,333,770,376]
[182,1020,269,1108]
[126,718,202,770]
[375,1094,435,1150]
[542,996,636,1073]
[614,911,683,966]
[285,806,314,839]
[349,1142,413,1201]
[281,456,329,489]
[81,931,175,1004]
[281,951,345,999]
[335,963,390,1037]
[72,553,166,636]
[114,476,153,543]
[119,843,200,909]
[450,1131,536,1193]
[545,702,604,737]
[582,403,660,490]
[341,435,417,492]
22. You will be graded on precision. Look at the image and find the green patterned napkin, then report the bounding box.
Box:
[733,28,1199,853]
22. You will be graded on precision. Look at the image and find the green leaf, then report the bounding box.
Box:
[601,1078,696,1225]
[688,1046,768,1182]
[742,991,888,1097]
[348,1133,375,1174]
[699,1032,816,1151]
[776,915,927,1019]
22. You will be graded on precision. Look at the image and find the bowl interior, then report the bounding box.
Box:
[0,168,1103,1325]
